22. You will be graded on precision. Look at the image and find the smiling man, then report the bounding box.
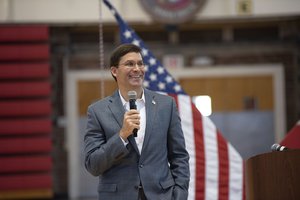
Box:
[84,43,190,200]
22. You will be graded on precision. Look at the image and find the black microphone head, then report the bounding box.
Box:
[127,91,138,137]
[128,90,137,100]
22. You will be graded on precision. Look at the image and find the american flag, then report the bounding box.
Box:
[103,0,245,199]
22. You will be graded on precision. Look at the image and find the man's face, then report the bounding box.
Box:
[111,52,145,90]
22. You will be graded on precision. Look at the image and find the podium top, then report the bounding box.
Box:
[246,149,300,200]
[247,149,300,162]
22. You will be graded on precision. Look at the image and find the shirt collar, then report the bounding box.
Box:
[119,89,145,107]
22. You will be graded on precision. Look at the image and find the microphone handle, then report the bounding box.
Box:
[133,128,138,137]
[129,99,137,137]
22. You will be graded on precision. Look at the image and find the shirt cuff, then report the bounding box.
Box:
[119,136,129,146]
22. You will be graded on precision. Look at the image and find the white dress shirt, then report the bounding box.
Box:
[119,90,146,153]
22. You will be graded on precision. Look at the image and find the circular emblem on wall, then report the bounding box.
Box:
[139,0,206,24]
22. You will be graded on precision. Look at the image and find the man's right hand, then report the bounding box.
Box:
[119,110,140,140]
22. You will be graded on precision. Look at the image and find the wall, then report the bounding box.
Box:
[0,0,300,23]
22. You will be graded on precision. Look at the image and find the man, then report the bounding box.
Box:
[84,43,190,200]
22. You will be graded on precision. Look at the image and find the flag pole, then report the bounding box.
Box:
[98,0,105,99]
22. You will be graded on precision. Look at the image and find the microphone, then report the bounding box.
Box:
[128,90,138,137]
[271,143,288,152]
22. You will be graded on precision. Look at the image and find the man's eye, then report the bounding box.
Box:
[123,61,144,67]
[137,62,144,67]
[127,62,135,67]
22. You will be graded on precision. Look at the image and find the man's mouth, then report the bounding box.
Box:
[130,75,142,79]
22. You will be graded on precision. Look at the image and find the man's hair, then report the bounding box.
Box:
[110,43,143,81]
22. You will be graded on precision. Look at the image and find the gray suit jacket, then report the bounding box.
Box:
[84,89,190,200]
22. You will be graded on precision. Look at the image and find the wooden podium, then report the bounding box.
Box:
[246,149,300,200]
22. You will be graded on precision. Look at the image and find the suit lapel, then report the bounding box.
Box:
[108,90,140,155]
[108,91,125,128]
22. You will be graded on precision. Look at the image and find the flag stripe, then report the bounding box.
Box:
[203,116,219,200]
[217,130,229,200]
[177,95,196,200]
[228,145,244,200]
[191,104,205,200]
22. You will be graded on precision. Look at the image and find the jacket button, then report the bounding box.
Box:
[139,164,144,168]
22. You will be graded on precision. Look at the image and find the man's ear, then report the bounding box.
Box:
[110,66,117,77]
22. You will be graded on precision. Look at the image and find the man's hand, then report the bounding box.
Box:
[119,110,140,140]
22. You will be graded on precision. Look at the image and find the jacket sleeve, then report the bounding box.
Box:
[84,105,129,176]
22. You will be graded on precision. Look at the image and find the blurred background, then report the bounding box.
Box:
[0,0,299,199]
